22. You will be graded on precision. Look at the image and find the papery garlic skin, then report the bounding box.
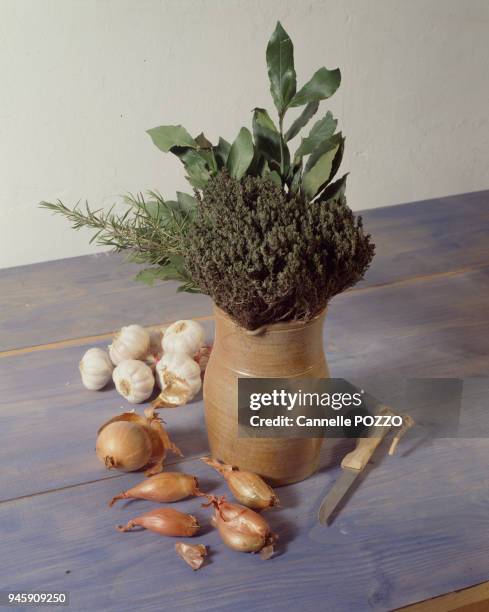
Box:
[79,348,114,390]
[109,324,150,365]
[113,359,155,404]
[155,352,202,405]
[162,320,205,356]
[175,543,207,570]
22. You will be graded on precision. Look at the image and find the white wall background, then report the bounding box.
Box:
[1,0,488,269]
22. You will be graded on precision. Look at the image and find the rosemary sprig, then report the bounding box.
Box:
[40,192,200,292]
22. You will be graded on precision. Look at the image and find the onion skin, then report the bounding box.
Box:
[117,508,200,537]
[175,543,207,570]
[109,472,205,507]
[207,496,277,559]
[201,457,279,510]
[96,421,152,472]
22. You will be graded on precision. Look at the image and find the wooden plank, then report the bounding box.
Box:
[2,268,489,502]
[2,437,489,612]
[361,189,489,288]
[0,253,212,351]
[1,190,488,352]
[397,581,489,611]
[327,265,489,379]
[0,317,213,359]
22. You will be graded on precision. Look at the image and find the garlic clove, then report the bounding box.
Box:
[154,352,202,407]
[79,348,114,390]
[162,320,205,356]
[108,324,150,365]
[113,359,155,404]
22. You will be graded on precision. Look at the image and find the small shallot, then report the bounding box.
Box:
[109,472,205,507]
[206,496,277,559]
[201,457,279,510]
[117,507,200,537]
[175,543,207,570]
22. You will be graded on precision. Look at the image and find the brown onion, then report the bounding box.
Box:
[175,543,207,570]
[117,507,199,537]
[96,421,152,472]
[206,496,277,559]
[201,457,279,510]
[96,408,182,475]
[109,472,205,507]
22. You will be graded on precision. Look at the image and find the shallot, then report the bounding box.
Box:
[202,457,279,510]
[117,507,200,537]
[206,496,277,559]
[109,472,205,506]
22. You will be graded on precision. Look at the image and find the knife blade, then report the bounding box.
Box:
[318,405,394,525]
[318,468,360,525]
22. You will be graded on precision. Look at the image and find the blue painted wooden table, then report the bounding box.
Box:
[1,190,489,612]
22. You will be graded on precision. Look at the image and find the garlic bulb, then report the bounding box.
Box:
[154,352,202,407]
[109,324,150,365]
[113,359,155,404]
[162,320,205,356]
[79,348,113,390]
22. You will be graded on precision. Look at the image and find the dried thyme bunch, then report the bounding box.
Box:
[184,171,375,329]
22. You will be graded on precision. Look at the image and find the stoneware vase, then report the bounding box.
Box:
[203,306,329,485]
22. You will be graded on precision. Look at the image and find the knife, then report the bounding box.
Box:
[318,406,394,525]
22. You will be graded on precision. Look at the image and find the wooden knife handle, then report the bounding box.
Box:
[341,406,393,471]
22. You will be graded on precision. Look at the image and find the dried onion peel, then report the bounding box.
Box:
[96,408,182,475]
[117,507,200,537]
[109,472,206,507]
[175,543,207,570]
[206,496,277,559]
[201,457,279,510]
